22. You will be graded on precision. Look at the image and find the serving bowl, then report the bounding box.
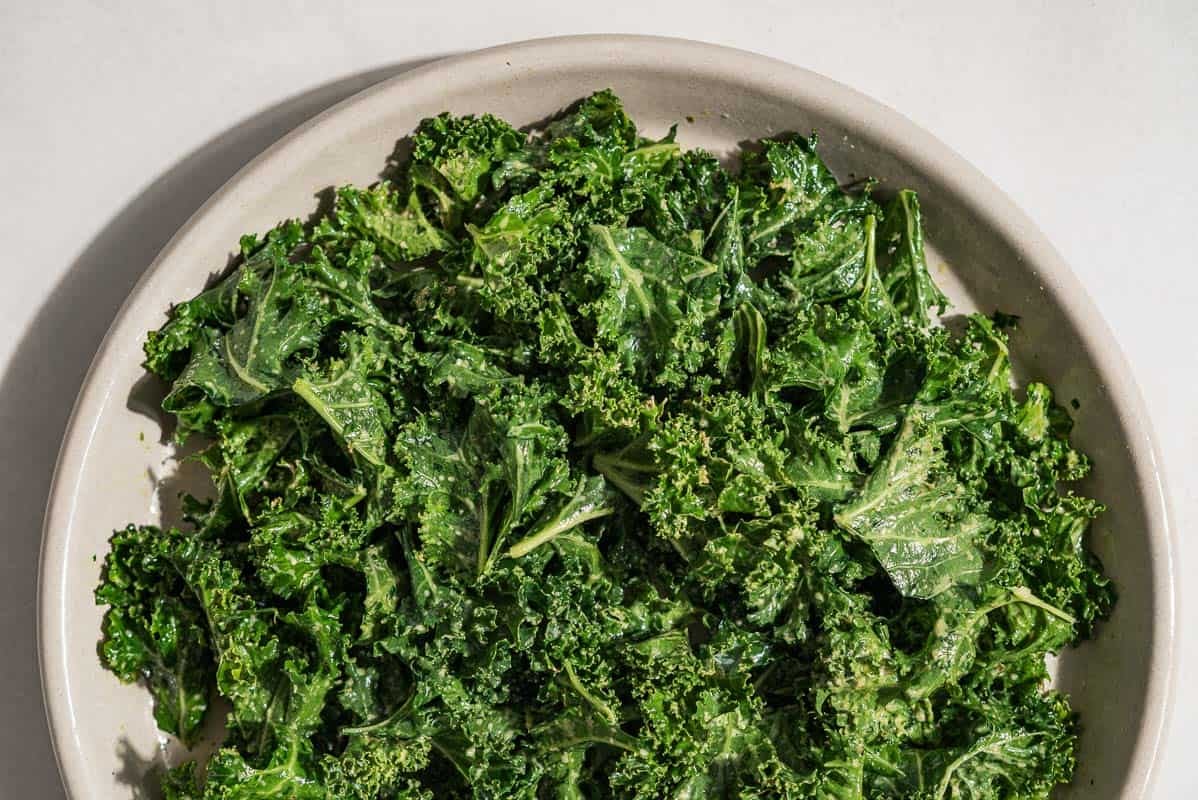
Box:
[39,35,1175,799]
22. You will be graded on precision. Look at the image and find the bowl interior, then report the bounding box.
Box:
[40,37,1171,799]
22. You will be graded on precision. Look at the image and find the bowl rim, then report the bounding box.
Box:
[38,34,1177,799]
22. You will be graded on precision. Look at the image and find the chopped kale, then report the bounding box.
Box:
[98,91,1113,799]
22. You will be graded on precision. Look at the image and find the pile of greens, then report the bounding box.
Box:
[97,91,1113,799]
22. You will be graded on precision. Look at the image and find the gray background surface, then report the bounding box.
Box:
[1,1,1194,796]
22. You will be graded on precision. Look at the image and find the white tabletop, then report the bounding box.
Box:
[2,2,1194,797]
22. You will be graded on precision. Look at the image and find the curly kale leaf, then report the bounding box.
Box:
[581,224,720,383]
[834,413,988,599]
[877,189,948,321]
[95,525,212,744]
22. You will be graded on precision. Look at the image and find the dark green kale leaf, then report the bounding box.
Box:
[95,525,212,745]
[740,135,846,261]
[877,189,948,321]
[292,333,393,468]
[580,225,720,384]
[316,182,454,263]
[100,90,1113,800]
[834,412,988,599]
[160,229,328,422]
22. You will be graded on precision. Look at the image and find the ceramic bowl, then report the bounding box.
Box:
[39,35,1176,799]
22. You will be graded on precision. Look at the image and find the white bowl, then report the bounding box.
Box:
[39,35,1176,799]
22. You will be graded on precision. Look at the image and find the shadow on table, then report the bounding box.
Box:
[0,55,441,797]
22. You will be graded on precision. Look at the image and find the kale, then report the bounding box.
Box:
[97,90,1113,799]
